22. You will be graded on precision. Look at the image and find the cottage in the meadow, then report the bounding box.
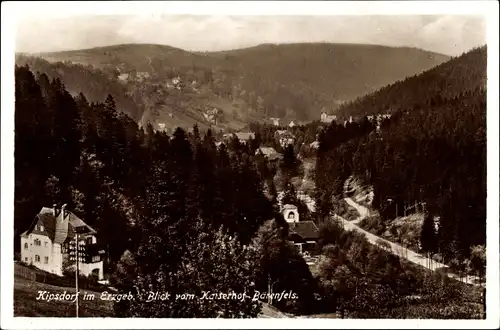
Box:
[20,204,105,280]
[281,204,319,254]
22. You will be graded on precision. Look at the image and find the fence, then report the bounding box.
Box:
[14,263,36,282]
[15,262,109,292]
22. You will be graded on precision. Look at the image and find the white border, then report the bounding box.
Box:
[1,1,499,329]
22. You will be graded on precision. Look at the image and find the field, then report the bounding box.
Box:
[14,276,114,317]
[13,263,292,318]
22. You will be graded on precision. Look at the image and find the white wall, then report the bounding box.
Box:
[21,233,62,275]
[51,243,63,276]
[79,260,104,280]
[284,209,299,223]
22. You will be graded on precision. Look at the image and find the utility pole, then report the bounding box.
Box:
[73,226,89,318]
[482,287,486,319]
[268,272,272,305]
[75,232,79,318]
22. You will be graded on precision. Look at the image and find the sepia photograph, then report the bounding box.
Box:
[1,1,499,329]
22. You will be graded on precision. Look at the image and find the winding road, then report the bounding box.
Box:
[336,197,482,287]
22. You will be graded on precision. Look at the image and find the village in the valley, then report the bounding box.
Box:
[9,6,491,322]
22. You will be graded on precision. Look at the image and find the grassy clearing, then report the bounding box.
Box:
[14,276,114,317]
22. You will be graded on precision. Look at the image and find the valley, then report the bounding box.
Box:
[13,43,487,319]
[16,43,450,131]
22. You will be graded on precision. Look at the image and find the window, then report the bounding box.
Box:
[24,243,28,250]
[35,255,40,263]
[44,256,49,264]
[25,257,28,262]
[44,242,48,247]
[92,256,100,263]
[40,225,44,232]
[34,239,41,246]
[288,212,295,219]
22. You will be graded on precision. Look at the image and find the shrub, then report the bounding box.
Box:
[359,215,385,234]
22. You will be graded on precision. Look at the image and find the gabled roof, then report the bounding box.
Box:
[288,221,319,241]
[235,132,255,140]
[267,153,283,161]
[256,147,277,156]
[282,204,298,211]
[22,207,96,244]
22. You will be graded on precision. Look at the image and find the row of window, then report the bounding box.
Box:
[24,236,96,250]
[25,255,100,264]
[24,240,48,249]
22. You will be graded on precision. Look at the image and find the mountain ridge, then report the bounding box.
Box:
[16,42,451,130]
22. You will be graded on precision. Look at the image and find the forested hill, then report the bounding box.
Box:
[335,46,486,120]
[198,43,449,103]
[14,55,143,121]
[16,43,449,128]
[316,46,487,266]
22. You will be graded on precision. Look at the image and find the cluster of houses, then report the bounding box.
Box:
[20,204,106,280]
[268,117,297,128]
[221,129,296,150]
[20,200,319,280]
[222,132,256,145]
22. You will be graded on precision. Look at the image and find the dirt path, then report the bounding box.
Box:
[344,197,370,224]
[336,198,482,287]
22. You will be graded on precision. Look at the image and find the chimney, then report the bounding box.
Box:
[61,204,68,218]
[53,204,58,217]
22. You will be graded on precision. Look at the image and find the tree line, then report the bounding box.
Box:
[15,64,325,317]
[315,46,486,266]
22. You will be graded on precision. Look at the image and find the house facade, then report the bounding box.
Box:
[320,112,337,124]
[270,117,280,126]
[281,204,319,255]
[20,204,105,280]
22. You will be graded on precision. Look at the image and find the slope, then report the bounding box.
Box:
[316,46,487,267]
[17,43,450,129]
[335,45,486,119]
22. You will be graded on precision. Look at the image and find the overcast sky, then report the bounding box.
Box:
[15,15,485,56]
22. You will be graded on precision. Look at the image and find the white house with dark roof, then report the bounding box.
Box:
[270,117,280,126]
[20,204,105,279]
[281,204,319,255]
